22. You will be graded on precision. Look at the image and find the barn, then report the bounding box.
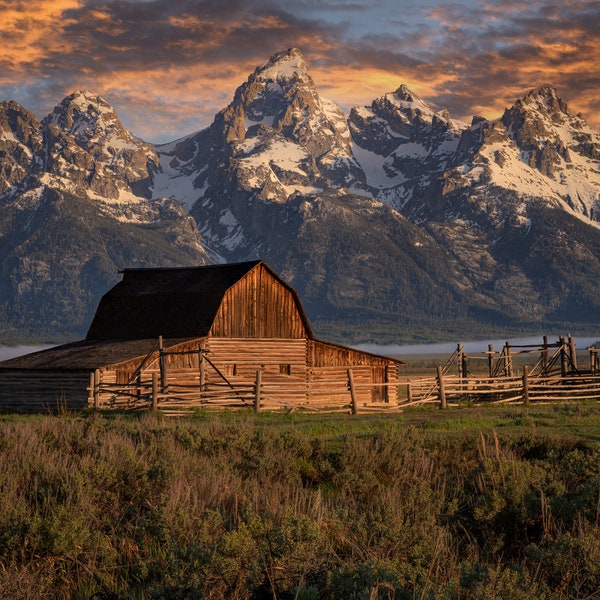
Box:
[0,260,401,413]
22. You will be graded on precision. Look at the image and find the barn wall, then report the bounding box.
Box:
[307,340,398,404]
[205,337,308,383]
[0,371,90,412]
[210,265,308,338]
[308,339,398,371]
[93,337,400,410]
[96,338,310,408]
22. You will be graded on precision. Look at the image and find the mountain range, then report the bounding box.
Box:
[1,47,599,343]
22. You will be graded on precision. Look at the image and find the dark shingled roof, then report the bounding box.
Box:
[86,260,264,341]
[0,338,195,371]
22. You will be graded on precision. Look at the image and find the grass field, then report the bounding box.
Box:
[1,403,600,599]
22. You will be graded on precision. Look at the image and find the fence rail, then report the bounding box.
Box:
[88,367,600,415]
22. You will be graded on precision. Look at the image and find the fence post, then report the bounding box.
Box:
[254,370,262,412]
[591,348,598,374]
[88,371,95,408]
[152,372,159,411]
[437,366,447,409]
[568,335,577,371]
[199,348,206,392]
[542,335,549,375]
[504,342,512,376]
[522,366,529,406]
[94,370,100,409]
[560,337,567,378]
[488,344,494,377]
[348,369,358,414]
[406,381,412,404]
[159,335,168,396]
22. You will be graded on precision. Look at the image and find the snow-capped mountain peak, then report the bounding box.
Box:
[253,47,309,84]
[386,84,458,128]
[231,47,348,147]
[44,90,121,147]
[154,47,365,228]
[43,90,159,192]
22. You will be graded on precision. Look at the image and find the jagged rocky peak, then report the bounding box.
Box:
[349,82,466,160]
[43,90,158,186]
[226,47,319,130]
[382,84,458,127]
[44,90,120,146]
[219,48,351,154]
[0,100,43,146]
[517,86,569,120]
[0,101,45,194]
[393,83,417,102]
[502,86,574,145]
[389,84,442,118]
[501,85,600,172]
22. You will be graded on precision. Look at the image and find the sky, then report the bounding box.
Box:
[1,0,598,144]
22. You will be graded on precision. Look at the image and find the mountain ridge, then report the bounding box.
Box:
[1,47,600,343]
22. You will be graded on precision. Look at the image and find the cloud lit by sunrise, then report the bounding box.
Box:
[0,0,598,143]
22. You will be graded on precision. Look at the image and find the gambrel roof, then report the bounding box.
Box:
[85,260,313,341]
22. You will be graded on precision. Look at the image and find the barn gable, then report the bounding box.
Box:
[210,262,311,338]
[86,260,312,341]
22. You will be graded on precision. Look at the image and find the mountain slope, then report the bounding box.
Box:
[0,94,209,341]
[348,82,600,332]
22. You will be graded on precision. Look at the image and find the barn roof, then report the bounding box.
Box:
[85,260,312,341]
[0,338,193,371]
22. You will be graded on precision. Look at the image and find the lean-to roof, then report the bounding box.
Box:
[0,338,194,371]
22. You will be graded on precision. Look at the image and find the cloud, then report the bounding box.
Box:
[0,0,598,142]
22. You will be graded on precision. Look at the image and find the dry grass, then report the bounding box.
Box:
[0,406,599,598]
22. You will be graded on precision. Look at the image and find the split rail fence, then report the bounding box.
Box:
[88,336,600,415]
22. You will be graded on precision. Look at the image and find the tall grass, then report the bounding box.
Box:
[0,407,599,598]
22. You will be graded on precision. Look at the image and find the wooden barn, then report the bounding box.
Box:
[0,261,401,413]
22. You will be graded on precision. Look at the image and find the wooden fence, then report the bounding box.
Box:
[88,367,600,416]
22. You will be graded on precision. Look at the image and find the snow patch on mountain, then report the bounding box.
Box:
[152,150,205,211]
[256,48,308,82]
[351,143,407,188]
[238,138,308,176]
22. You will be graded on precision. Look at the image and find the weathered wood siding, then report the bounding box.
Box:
[308,339,397,372]
[210,264,308,338]
[95,338,310,408]
[0,371,90,412]
[205,337,308,384]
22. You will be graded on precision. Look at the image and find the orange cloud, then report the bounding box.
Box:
[0,0,598,141]
[0,0,80,74]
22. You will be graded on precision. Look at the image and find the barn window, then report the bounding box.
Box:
[279,364,291,376]
[224,364,237,376]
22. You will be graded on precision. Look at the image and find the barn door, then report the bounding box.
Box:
[371,366,388,403]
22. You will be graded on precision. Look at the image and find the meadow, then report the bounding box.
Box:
[1,403,600,599]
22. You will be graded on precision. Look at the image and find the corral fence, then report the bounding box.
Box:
[88,335,600,415]
[89,369,399,416]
